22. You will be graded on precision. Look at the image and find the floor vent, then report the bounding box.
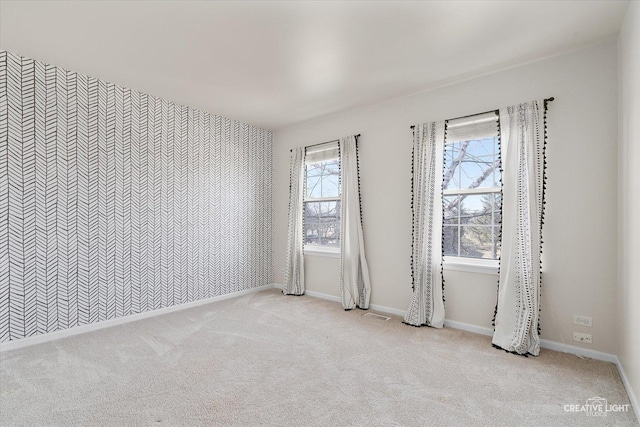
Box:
[363,312,391,321]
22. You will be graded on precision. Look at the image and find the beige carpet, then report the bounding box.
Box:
[0,288,637,426]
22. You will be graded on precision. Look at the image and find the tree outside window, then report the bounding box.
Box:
[443,135,501,260]
[304,159,340,248]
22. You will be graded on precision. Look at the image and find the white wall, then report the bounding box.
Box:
[273,42,619,354]
[618,0,640,411]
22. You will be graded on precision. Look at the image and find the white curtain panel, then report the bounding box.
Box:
[403,122,446,328]
[492,100,546,355]
[339,136,371,310]
[283,147,305,296]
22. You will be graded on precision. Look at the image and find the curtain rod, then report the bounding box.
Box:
[410,97,555,129]
[290,134,361,152]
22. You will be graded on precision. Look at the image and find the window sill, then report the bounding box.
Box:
[443,256,499,275]
[304,246,340,259]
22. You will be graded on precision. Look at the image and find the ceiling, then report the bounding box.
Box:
[0,0,629,130]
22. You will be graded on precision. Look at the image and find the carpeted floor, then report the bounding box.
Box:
[0,288,637,426]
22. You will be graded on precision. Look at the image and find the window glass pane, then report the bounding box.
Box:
[305,222,319,245]
[306,163,322,178]
[466,137,495,158]
[443,226,458,256]
[444,143,462,190]
[443,196,460,225]
[459,194,492,225]
[306,159,340,199]
[304,200,340,247]
[321,172,340,198]
[304,201,320,219]
[445,138,499,191]
[324,161,340,176]
[306,175,321,199]
[319,201,336,216]
[459,159,486,188]
[460,226,494,259]
[466,160,497,189]
[462,138,498,189]
[321,201,340,247]
[490,168,500,188]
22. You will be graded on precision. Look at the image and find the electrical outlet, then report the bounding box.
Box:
[573,315,593,327]
[573,332,592,344]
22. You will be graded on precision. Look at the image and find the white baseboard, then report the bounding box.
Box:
[370,302,406,317]
[305,289,340,303]
[295,286,622,363]
[616,356,640,422]
[0,284,276,353]
[443,319,493,337]
[539,338,618,363]
[296,286,638,418]
[294,288,406,317]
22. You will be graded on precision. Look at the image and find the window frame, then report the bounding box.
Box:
[303,154,341,256]
[442,115,501,274]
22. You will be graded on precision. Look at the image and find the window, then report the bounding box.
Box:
[443,112,501,263]
[304,143,340,253]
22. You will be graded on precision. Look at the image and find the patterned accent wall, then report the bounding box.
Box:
[0,50,273,342]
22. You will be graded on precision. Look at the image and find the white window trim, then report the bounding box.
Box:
[442,187,501,196]
[305,196,341,203]
[304,245,340,258]
[441,113,502,275]
[443,256,498,275]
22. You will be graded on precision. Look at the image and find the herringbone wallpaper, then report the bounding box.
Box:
[0,50,273,342]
